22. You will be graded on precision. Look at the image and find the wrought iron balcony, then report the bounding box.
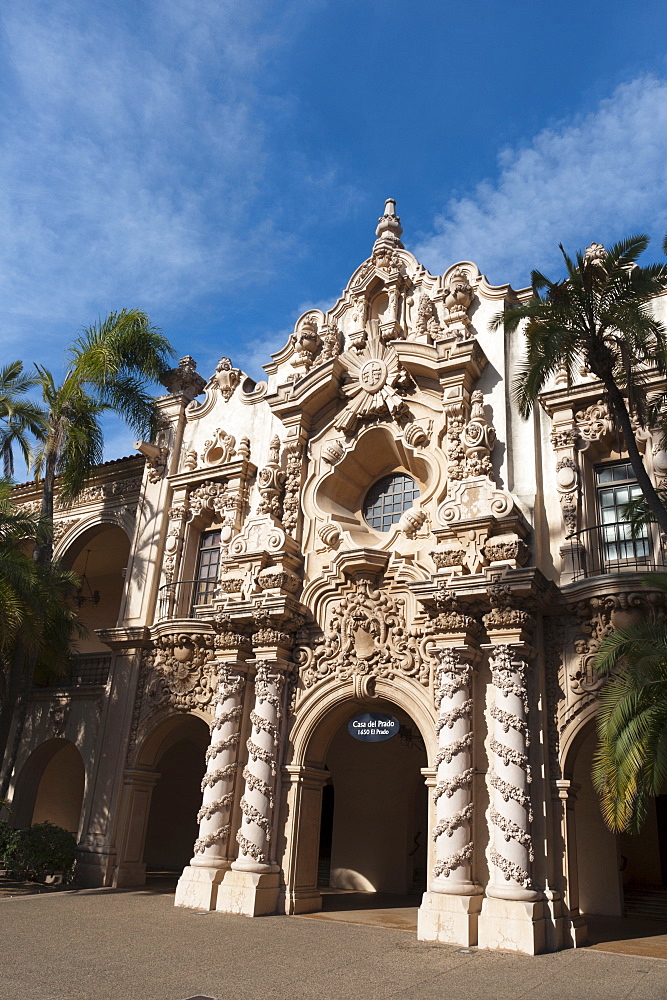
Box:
[37,652,111,688]
[564,521,666,582]
[157,579,216,621]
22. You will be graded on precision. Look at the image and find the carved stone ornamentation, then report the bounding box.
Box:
[334,334,412,435]
[233,663,286,871]
[403,421,432,448]
[322,440,345,465]
[298,579,432,687]
[214,357,242,401]
[291,314,321,376]
[318,522,341,549]
[160,355,207,399]
[257,436,286,518]
[202,429,236,466]
[415,292,440,340]
[556,456,579,535]
[192,665,245,861]
[461,391,495,479]
[575,400,613,443]
[397,507,426,538]
[482,537,529,566]
[487,645,535,896]
[319,323,342,362]
[282,440,304,535]
[189,481,228,522]
[442,268,474,340]
[482,585,533,631]
[444,401,467,481]
[163,504,188,586]
[127,634,218,762]
[432,649,476,889]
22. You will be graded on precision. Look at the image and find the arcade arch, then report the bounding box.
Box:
[564,718,666,920]
[282,682,435,914]
[116,713,209,885]
[58,521,131,653]
[12,738,85,836]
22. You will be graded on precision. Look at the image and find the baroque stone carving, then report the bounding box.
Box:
[160,355,207,399]
[432,649,475,884]
[575,400,613,443]
[319,323,342,362]
[415,292,440,339]
[487,645,534,892]
[318,522,341,549]
[297,580,432,687]
[403,420,431,448]
[213,357,242,401]
[556,456,579,535]
[334,334,413,434]
[202,428,236,466]
[291,314,321,375]
[257,436,286,518]
[482,585,533,631]
[282,439,303,535]
[442,268,474,340]
[461,390,495,478]
[189,481,228,521]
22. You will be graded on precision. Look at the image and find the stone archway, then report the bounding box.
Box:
[280,679,436,916]
[113,713,209,887]
[563,717,666,922]
[12,738,85,836]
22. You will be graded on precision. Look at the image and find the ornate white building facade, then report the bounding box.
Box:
[5,201,667,954]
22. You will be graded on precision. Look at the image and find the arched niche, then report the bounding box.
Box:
[313,425,438,548]
[58,522,132,653]
[12,738,85,836]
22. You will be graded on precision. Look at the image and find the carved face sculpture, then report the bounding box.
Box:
[360,359,387,393]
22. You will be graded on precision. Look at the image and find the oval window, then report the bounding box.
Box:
[363,473,420,532]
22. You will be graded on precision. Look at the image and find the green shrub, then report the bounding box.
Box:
[2,822,76,880]
[0,819,13,858]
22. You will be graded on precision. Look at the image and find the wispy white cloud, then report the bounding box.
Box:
[415,76,667,288]
[0,1,309,344]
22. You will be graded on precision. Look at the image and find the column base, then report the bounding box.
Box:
[75,848,115,888]
[113,861,147,888]
[418,891,484,947]
[477,895,547,955]
[281,887,322,915]
[215,870,281,916]
[568,910,588,948]
[175,864,229,911]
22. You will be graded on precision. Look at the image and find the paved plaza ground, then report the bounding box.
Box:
[1,884,666,1000]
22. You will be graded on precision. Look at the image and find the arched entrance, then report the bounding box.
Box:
[320,709,427,895]
[282,681,435,918]
[114,713,209,887]
[566,719,666,920]
[12,738,85,836]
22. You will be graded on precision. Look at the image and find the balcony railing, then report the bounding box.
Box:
[37,653,111,688]
[564,521,666,581]
[157,579,216,621]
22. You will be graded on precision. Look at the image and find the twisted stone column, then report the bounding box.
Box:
[419,647,482,946]
[193,665,245,860]
[175,661,245,909]
[232,661,285,873]
[432,649,476,891]
[486,644,537,900]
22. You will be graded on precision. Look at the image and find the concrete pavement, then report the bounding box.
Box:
[1,886,666,1000]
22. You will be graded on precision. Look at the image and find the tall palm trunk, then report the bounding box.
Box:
[0,644,29,802]
[603,379,667,535]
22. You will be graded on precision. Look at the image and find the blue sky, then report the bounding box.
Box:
[2,0,667,462]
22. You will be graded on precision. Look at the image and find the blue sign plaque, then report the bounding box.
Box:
[348,713,400,742]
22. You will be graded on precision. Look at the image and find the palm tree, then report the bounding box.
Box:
[0,480,84,796]
[592,574,667,834]
[494,234,667,535]
[31,309,174,566]
[0,362,47,479]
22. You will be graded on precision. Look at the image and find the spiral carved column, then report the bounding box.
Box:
[175,660,246,910]
[486,644,536,899]
[217,659,287,916]
[478,641,545,955]
[233,661,285,872]
[418,646,483,946]
[432,649,476,890]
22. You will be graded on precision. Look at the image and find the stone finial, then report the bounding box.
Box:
[583,242,607,267]
[375,198,404,247]
[160,355,206,400]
